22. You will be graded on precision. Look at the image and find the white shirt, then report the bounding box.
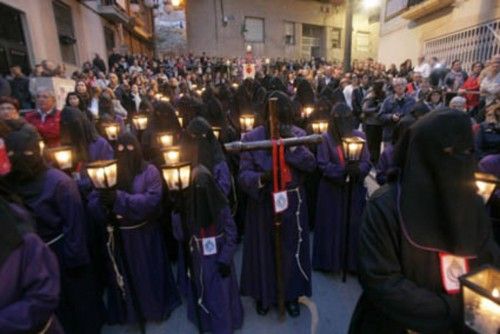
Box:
[343,85,354,109]
[414,62,431,78]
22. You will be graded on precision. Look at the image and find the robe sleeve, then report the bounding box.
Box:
[213,161,231,197]
[358,199,460,333]
[284,129,316,172]
[0,234,60,333]
[217,207,238,266]
[238,135,263,200]
[317,138,345,182]
[113,165,162,224]
[54,177,90,268]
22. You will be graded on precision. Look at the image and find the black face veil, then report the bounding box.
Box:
[399,109,489,256]
[5,127,46,183]
[186,117,225,171]
[116,132,146,192]
[328,103,354,143]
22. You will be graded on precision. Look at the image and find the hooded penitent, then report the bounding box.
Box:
[150,101,182,133]
[201,88,226,127]
[295,79,315,107]
[116,132,146,192]
[263,90,295,138]
[186,117,225,171]
[5,126,46,183]
[399,108,488,256]
[0,197,23,270]
[188,165,228,231]
[328,103,354,143]
[60,106,99,163]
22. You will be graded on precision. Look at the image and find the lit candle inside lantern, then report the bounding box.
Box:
[191,84,198,90]
[239,114,255,132]
[39,140,45,154]
[160,96,170,102]
[154,93,163,101]
[162,146,181,164]
[302,106,314,118]
[311,121,328,134]
[178,116,184,127]
[132,114,148,131]
[86,160,117,189]
[231,83,239,89]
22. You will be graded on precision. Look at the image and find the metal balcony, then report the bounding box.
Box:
[401,0,455,20]
[98,0,131,25]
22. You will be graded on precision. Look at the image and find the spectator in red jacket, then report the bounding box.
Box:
[460,61,484,112]
[24,88,60,147]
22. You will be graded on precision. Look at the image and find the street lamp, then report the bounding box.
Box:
[47,146,73,171]
[102,122,120,141]
[156,132,175,148]
[132,114,149,131]
[161,146,181,164]
[342,136,366,162]
[86,160,118,189]
[239,114,255,133]
[161,161,191,191]
[460,265,500,334]
[311,120,328,134]
[475,172,500,203]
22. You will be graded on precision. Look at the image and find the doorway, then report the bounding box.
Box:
[0,3,31,75]
[302,24,325,59]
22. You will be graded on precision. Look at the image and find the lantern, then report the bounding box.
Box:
[195,89,203,96]
[231,83,239,89]
[239,114,255,132]
[154,93,163,101]
[475,172,500,203]
[161,146,181,164]
[39,140,45,154]
[86,160,118,189]
[302,106,314,119]
[156,132,175,148]
[177,116,184,127]
[342,136,366,162]
[132,114,148,131]
[212,126,221,140]
[102,122,119,141]
[460,265,500,334]
[311,120,328,134]
[191,84,198,90]
[160,96,170,102]
[161,162,191,191]
[47,146,73,170]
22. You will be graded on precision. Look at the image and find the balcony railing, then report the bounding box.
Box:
[385,0,455,21]
[98,0,130,25]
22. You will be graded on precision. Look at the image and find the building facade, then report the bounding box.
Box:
[185,0,380,62]
[0,0,155,75]
[378,0,500,69]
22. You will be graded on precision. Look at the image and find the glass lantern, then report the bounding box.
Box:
[154,93,163,101]
[161,146,181,164]
[161,162,191,191]
[156,132,175,148]
[311,120,328,134]
[342,136,366,162]
[239,114,255,133]
[302,106,314,119]
[102,122,120,141]
[132,114,148,131]
[39,140,45,154]
[86,160,118,189]
[160,96,170,102]
[212,126,221,140]
[47,146,73,170]
[231,83,239,89]
[460,265,499,334]
[475,172,500,203]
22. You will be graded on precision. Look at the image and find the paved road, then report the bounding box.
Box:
[104,176,379,334]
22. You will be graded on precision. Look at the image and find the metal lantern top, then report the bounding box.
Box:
[161,161,191,191]
[475,172,500,203]
[212,126,221,140]
[342,136,365,162]
[47,146,73,170]
[460,265,500,334]
[86,160,118,189]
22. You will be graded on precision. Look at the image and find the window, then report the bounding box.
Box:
[331,27,341,49]
[243,17,264,43]
[53,1,77,65]
[285,21,295,45]
[104,26,115,52]
[356,31,370,52]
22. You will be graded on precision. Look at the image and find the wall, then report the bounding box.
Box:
[185,0,379,61]
[378,0,500,66]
